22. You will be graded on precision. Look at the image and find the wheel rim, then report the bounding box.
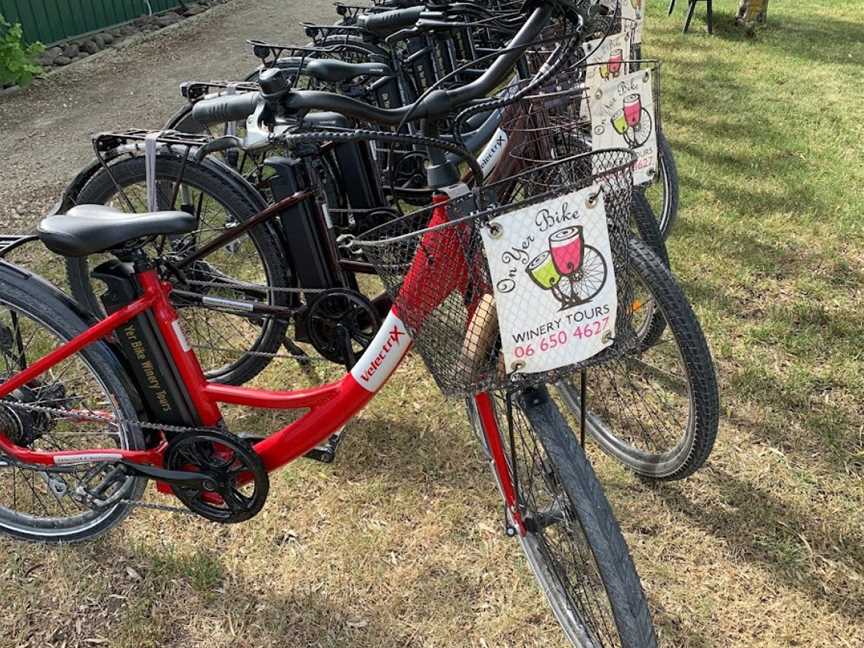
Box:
[556,270,696,475]
[81,174,280,382]
[641,149,673,237]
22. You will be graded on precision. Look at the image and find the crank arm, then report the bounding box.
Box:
[121,461,216,489]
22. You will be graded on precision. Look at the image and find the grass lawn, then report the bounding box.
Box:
[1,1,863,646]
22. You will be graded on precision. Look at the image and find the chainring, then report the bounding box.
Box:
[164,429,269,524]
[305,289,381,365]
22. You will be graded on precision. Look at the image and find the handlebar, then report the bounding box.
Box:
[284,4,552,125]
[357,6,425,34]
[190,92,260,124]
[188,2,564,129]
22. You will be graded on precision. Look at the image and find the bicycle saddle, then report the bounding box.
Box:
[38,205,196,257]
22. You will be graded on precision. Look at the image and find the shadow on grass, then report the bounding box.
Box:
[337,415,489,492]
[707,12,864,67]
[657,467,864,623]
[659,49,827,221]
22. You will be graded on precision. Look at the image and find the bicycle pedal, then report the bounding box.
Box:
[303,429,346,464]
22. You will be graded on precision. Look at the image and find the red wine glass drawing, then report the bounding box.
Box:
[610,92,653,148]
[527,226,608,310]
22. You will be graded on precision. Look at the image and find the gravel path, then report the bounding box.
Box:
[0,0,332,228]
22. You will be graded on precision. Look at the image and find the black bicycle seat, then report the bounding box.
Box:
[38,205,196,257]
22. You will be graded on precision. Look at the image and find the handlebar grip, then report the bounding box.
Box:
[358,6,424,34]
[190,92,260,125]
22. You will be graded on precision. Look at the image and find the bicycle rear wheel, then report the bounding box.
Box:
[65,154,292,385]
[0,266,145,542]
[469,388,657,647]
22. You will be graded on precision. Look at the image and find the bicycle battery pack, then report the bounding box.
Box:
[267,156,339,291]
[92,260,199,427]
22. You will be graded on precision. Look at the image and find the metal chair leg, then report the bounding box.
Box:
[668,0,676,15]
[683,0,697,32]
[706,0,714,34]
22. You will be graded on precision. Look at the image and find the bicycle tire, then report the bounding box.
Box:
[65,155,292,386]
[629,192,668,349]
[0,263,146,542]
[469,389,657,647]
[640,131,679,240]
[557,238,719,480]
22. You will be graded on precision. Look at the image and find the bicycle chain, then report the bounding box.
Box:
[0,400,230,517]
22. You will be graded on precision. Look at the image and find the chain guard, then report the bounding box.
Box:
[164,429,269,524]
[305,289,380,365]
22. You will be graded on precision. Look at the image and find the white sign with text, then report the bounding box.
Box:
[481,186,617,375]
[591,68,658,185]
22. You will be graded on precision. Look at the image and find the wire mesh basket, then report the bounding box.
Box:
[486,58,661,188]
[352,149,638,397]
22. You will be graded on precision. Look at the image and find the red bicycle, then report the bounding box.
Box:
[0,3,658,645]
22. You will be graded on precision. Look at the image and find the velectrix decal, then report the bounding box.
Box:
[351,314,411,392]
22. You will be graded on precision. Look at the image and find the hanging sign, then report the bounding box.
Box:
[481,186,618,376]
[580,33,631,120]
[591,68,658,185]
[599,0,646,44]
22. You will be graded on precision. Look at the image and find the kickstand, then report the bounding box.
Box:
[303,428,346,463]
[579,369,587,448]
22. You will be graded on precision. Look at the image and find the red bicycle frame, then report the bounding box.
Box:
[0,190,526,533]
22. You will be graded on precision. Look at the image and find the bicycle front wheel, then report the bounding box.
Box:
[469,389,657,647]
[640,132,679,240]
[0,266,146,542]
[557,238,719,480]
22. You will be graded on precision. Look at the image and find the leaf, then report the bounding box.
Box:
[0,13,44,87]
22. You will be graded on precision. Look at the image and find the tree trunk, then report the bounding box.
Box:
[737,0,770,24]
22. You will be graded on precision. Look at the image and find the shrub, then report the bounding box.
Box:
[0,14,44,88]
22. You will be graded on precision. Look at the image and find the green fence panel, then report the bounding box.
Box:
[0,0,181,45]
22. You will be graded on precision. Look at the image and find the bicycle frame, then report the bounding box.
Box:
[0,193,527,533]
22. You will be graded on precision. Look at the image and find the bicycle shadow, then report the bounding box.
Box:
[335,409,490,493]
[647,40,864,477]
[0,534,398,647]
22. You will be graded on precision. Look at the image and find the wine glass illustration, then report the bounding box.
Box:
[525,227,609,309]
[610,92,653,148]
[623,93,642,128]
[598,58,610,80]
[527,250,568,305]
[608,48,624,78]
[611,109,629,136]
[549,226,584,276]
